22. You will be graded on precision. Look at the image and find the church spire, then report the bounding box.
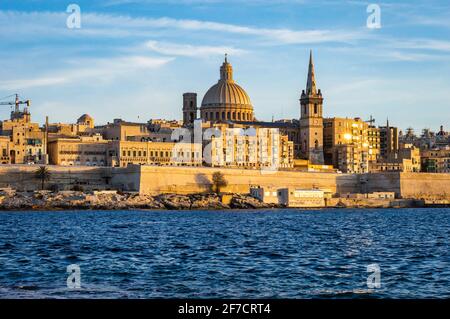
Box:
[306,50,317,95]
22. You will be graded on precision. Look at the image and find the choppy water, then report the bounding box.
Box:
[0,208,449,299]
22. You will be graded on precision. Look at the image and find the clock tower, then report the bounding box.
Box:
[300,50,324,164]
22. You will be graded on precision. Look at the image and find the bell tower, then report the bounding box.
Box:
[300,50,324,164]
[183,93,197,126]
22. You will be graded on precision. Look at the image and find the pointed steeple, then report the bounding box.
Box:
[306,50,317,95]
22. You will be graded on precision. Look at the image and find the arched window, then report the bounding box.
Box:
[222,112,225,120]
[216,112,219,120]
[314,104,318,114]
[227,112,231,120]
[238,112,241,120]
[315,140,319,149]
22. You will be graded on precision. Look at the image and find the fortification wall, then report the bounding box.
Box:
[136,165,359,195]
[0,165,135,192]
[399,172,450,199]
[360,171,450,199]
[360,172,402,197]
[0,165,448,200]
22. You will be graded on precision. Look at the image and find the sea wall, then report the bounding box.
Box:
[360,171,450,199]
[136,165,359,195]
[0,165,137,192]
[399,172,450,199]
[0,164,449,200]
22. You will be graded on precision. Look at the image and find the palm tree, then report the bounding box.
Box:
[34,166,51,190]
[212,171,228,194]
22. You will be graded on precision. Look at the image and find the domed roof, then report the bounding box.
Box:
[201,81,252,109]
[77,114,93,123]
[201,56,253,110]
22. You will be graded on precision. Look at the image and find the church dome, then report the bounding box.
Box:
[200,56,254,122]
[77,114,94,128]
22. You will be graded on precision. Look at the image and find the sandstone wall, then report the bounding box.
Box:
[0,164,448,200]
[399,172,450,199]
[360,172,402,197]
[0,165,132,192]
[136,165,359,195]
[360,171,450,199]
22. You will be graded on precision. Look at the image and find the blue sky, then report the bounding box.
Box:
[0,0,449,132]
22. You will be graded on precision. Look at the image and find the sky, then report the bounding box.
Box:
[0,0,449,133]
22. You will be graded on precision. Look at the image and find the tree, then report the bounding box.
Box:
[34,166,51,190]
[212,171,228,194]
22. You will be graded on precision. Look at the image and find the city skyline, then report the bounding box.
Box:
[1,0,449,132]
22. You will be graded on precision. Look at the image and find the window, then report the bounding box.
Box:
[314,104,318,114]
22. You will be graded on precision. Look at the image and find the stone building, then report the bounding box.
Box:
[47,114,95,137]
[97,119,149,141]
[205,123,294,169]
[421,148,450,173]
[0,136,11,164]
[48,136,202,168]
[107,140,201,167]
[379,120,399,158]
[48,135,108,166]
[323,117,373,173]
[0,108,46,164]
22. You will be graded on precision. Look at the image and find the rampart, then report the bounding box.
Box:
[0,165,449,200]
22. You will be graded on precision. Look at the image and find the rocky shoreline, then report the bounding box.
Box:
[0,189,277,211]
[0,189,447,211]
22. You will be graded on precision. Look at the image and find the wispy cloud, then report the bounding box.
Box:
[388,39,450,52]
[146,41,247,57]
[0,55,173,90]
[0,10,367,45]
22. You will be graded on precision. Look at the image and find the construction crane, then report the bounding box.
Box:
[0,94,31,113]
